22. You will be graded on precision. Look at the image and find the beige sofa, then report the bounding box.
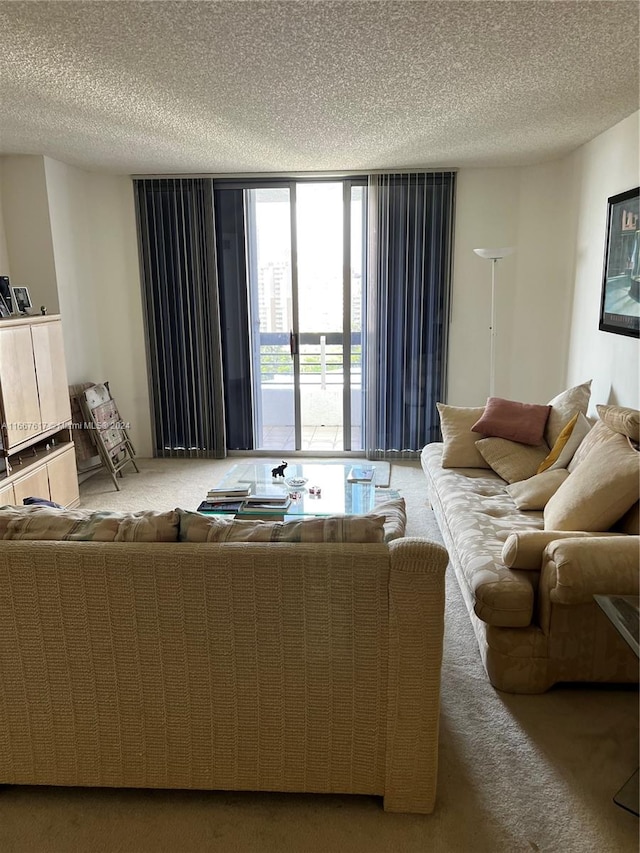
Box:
[0,529,448,813]
[422,398,639,694]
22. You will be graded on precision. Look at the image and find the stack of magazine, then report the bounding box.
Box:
[198,484,291,515]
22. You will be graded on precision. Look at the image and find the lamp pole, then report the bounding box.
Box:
[473,247,515,398]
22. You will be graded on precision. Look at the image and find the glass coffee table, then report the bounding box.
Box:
[203,461,393,518]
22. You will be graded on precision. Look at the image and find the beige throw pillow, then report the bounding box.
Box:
[544,433,640,531]
[544,380,592,447]
[475,437,550,484]
[0,506,180,541]
[567,419,617,472]
[178,509,386,543]
[506,469,570,510]
[437,403,490,468]
[596,404,640,443]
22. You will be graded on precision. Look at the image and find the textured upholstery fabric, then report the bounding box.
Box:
[422,441,638,693]
[472,397,551,445]
[475,437,550,484]
[544,380,592,447]
[0,506,180,541]
[422,444,542,627]
[596,404,640,443]
[506,469,569,510]
[544,432,640,531]
[501,529,621,570]
[0,537,448,814]
[179,511,385,543]
[567,418,616,472]
[436,403,490,468]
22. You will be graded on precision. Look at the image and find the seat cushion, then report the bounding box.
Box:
[422,444,542,628]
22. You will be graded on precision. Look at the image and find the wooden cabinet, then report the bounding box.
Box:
[0,316,79,508]
[0,483,15,505]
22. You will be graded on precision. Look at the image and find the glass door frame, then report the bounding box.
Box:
[242,176,367,453]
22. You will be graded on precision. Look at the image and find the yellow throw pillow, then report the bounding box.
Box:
[537,412,592,473]
[537,414,578,473]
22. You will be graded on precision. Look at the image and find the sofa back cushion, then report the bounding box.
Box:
[178,510,386,543]
[0,506,180,541]
[544,380,592,447]
[436,403,490,468]
[475,437,550,483]
[544,432,640,531]
[596,404,640,443]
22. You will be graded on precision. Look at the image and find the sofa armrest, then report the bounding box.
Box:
[502,530,623,570]
[541,536,640,605]
[384,537,448,814]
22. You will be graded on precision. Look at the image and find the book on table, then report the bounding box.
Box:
[242,496,292,512]
[206,485,251,500]
[347,466,375,483]
[197,500,244,514]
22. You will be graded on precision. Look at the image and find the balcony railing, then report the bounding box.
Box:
[257,331,362,387]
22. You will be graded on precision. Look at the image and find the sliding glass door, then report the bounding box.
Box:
[245,179,366,452]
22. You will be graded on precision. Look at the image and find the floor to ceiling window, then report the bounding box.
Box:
[221,177,366,453]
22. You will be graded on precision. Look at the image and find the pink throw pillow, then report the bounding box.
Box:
[471,397,551,446]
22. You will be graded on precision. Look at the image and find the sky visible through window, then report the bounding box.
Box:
[254,183,363,334]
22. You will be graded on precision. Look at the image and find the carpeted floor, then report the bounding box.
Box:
[0,457,637,852]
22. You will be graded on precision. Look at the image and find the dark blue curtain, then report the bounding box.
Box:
[365,172,455,458]
[134,178,226,458]
[213,187,254,450]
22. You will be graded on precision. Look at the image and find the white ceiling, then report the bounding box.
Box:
[0,1,638,176]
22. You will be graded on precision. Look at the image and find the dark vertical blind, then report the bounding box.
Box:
[365,172,455,458]
[134,178,226,458]
[213,187,254,450]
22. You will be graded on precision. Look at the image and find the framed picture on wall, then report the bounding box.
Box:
[598,186,640,338]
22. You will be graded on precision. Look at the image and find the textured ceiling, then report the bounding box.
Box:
[0,1,638,176]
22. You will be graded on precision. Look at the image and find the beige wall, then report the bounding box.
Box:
[0,155,152,455]
[448,159,570,405]
[564,111,639,410]
[0,171,10,276]
[45,161,151,455]
[0,155,59,313]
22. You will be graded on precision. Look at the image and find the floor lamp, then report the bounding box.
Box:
[473,247,515,397]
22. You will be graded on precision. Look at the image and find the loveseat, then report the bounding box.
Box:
[0,503,448,814]
[422,385,639,694]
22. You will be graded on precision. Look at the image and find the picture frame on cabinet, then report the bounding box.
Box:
[0,296,10,318]
[599,186,640,338]
[0,276,12,314]
[11,286,32,315]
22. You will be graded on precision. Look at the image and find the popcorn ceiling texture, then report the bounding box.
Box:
[0,1,637,176]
